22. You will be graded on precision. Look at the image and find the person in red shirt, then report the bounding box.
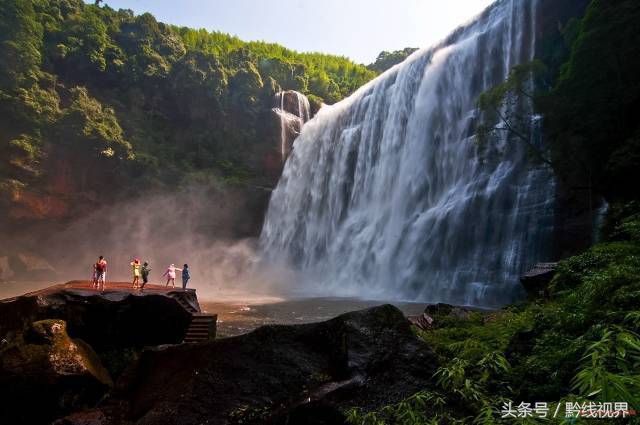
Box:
[95,256,108,291]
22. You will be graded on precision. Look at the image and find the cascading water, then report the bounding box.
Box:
[274,91,311,162]
[260,0,555,307]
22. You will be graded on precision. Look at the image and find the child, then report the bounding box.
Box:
[181,264,190,289]
[163,264,182,287]
[141,262,151,290]
[131,259,141,289]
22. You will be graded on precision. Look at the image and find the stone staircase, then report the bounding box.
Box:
[167,291,217,343]
[168,292,199,313]
[183,313,217,343]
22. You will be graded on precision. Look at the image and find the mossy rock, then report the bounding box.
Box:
[0,319,112,424]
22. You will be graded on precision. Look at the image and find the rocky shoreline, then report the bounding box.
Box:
[0,282,451,425]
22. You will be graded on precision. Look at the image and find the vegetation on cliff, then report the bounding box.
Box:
[0,0,377,221]
[367,48,418,73]
[478,0,640,205]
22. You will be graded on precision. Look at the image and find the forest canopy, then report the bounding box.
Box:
[0,0,377,217]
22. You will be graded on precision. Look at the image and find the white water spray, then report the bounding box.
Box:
[261,0,554,307]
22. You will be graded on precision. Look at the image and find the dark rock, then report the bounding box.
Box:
[273,90,312,120]
[425,303,473,320]
[0,320,112,425]
[308,96,323,117]
[0,283,195,350]
[102,304,436,425]
[52,410,109,425]
[268,90,312,166]
[520,263,557,300]
[407,313,434,331]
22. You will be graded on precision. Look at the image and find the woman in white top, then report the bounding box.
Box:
[163,264,182,287]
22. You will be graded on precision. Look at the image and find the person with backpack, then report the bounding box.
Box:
[181,264,190,289]
[95,256,107,291]
[140,262,151,290]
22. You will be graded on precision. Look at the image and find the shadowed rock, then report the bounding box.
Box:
[100,304,437,425]
[0,282,195,350]
[0,319,112,424]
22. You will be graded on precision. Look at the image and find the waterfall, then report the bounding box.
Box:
[273,91,311,162]
[260,0,555,307]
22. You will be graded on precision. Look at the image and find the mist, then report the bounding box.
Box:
[9,184,296,301]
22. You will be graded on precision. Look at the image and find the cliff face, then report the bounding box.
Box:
[536,0,594,258]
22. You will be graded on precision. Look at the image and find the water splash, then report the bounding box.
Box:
[261,0,554,308]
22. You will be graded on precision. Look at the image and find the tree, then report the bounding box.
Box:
[0,0,43,90]
[476,60,552,166]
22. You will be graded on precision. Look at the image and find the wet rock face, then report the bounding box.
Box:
[108,305,437,425]
[270,90,312,167]
[0,320,112,425]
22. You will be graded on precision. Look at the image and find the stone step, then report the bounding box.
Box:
[182,313,217,343]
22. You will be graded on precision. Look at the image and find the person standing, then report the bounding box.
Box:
[95,256,107,291]
[163,264,181,287]
[181,264,190,289]
[140,262,151,290]
[131,259,141,289]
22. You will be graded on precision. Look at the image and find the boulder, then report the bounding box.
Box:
[0,319,112,425]
[0,283,194,350]
[407,312,435,331]
[425,303,473,319]
[408,303,479,331]
[520,263,557,300]
[101,305,437,424]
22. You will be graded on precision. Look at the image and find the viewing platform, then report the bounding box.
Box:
[0,280,216,345]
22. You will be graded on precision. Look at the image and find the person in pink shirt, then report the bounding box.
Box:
[163,264,182,287]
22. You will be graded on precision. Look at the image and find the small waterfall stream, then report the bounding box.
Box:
[273,91,311,162]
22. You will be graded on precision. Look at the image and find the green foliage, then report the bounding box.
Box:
[0,0,43,90]
[0,0,378,210]
[351,213,640,423]
[476,60,551,166]
[174,26,376,104]
[540,0,640,201]
[367,48,418,73]
[571,326,640,406]
[58,86,132,159]
[478,0,640,203]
